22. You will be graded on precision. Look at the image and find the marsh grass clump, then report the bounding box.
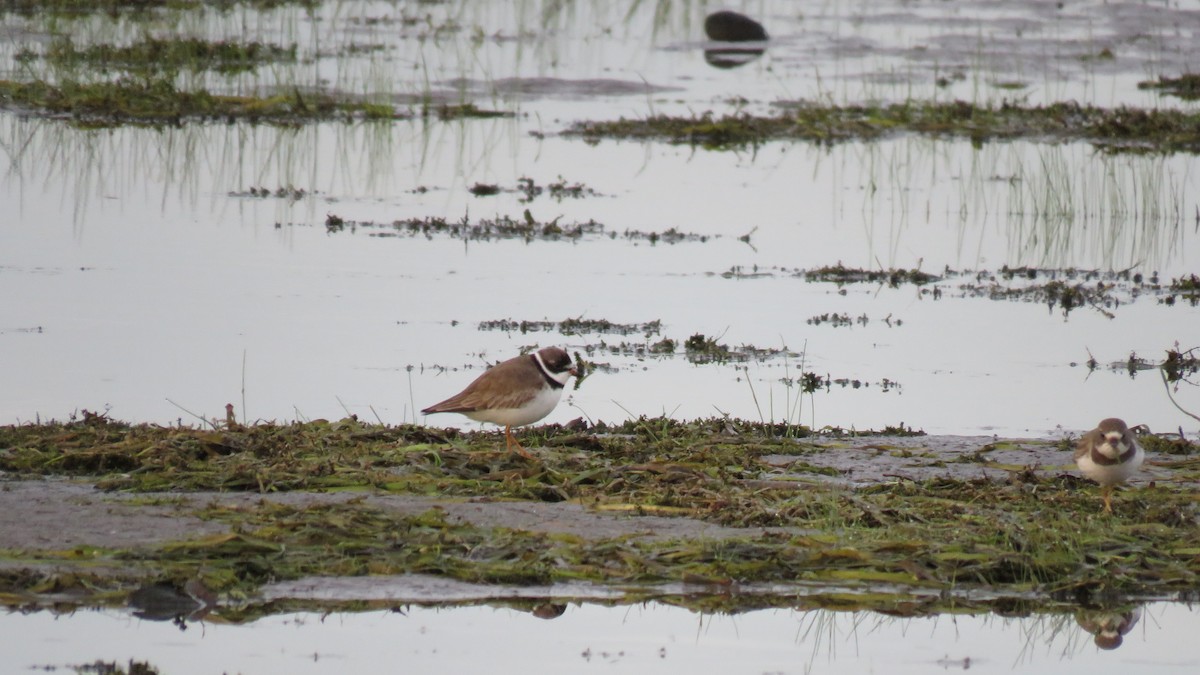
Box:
[427,103,512,120]
[468,182,501,196]
[42,37,297,76]
[718,264,1185,316]
[1076,346,1198,382]
[319,212,715,245]
[329,213,604,241]
[478,318,662,337]
[684,333,733,363]
[1161,274,1200,306]
[1161,346,1200,383]
[516,176,597,203]
[802,264,939,287]
[1140,434,1199,456]
[0,77,402,126]
[956,269,1124,318]
[566,102,1200,153]
[1138,74,1200,101]
[0,0,318,18]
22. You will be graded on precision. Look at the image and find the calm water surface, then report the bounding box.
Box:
[6,600,1197,675]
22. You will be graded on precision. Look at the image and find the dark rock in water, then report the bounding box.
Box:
[705,10,768,42]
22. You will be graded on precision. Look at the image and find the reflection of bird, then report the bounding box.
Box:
[1074,418,1144,513]
[1076,607,1141,649]
[531,603,567,620]
[128,579,217,628]
[421,347,577,458]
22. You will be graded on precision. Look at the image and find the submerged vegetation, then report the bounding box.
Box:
[1,414,1199,616]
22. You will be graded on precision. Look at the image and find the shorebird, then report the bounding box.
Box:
[1074,417,1144,514]
[421,347,577,457]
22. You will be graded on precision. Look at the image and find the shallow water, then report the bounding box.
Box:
[5,599,1195,674]
[3,1,1199,436]
[2,2,1200,670]
[3,125,1197,435]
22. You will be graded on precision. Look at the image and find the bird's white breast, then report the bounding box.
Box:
[1076,442,1144,485]
[464,385,565,427]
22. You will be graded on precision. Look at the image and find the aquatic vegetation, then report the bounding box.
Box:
[807,313,901,328]
[0,77,400,126]
[1085,346,1199,382]
[719,265,1195,318]
[1162,274,1200,306]
[429,103,513,121]
[0,0,317,18]
[1138,74,1200,101]
[229,185,311,201]
[566,102,1200,154]
[37,37,297,76]
[317,213,715,244]
[1162,346,1200,383]
[478,318,662,337]
[803,264,939,287]
[2,415,1199,612]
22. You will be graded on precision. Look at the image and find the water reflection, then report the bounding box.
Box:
[127,580,218,628]
[703,48,765,70]
[1076,605,1141,650]
[3,596,1186,674]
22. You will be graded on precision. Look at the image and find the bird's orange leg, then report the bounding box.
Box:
[505,425,533,459]
[1102,485,1113,514]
